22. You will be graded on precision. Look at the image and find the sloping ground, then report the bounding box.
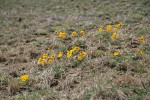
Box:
[0,0,150,99]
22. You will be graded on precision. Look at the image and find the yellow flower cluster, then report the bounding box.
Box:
[38,52,62,65]
[58,32,67,38]
[77,51,86,60]
[108,23,122,40]
[106,25,112,32]
[58,52,63,58]
[67,46,80,58]
[136,36,144,55]
[37,46,84,65]
[58,30,86,39]
[42,53,47,59]
[38,57,46,65]
[113,36,144,57]
[21,74,29,82]
[98,23,122,33]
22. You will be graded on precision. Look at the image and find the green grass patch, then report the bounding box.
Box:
[13,88,54,100]
[136,26,149,35]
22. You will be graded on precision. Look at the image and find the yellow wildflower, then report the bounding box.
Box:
[80,30,85,35]
[111,32,117,40]
[77,51,86,60]
[114,27,118,32]
[58,32,67,38]
[72,46,80,52]
[50,54,55,60]
[47,47,50,50]
[113,52,119,56]
[137,50,142,54]
[48,59,53,63]
[41,61,46,65]
[116,23,122,27]
[21,74,29,81]
[80,51,86,57]
[38,58,43,63]
[58,52,63,58]
[42,53,47,59]
[111,35,116,40]
[67,50,73,58]
[139,36,144,42]
[98,27,103,33]
[77,55,83,61]
[106,25,112,32]
[71,31,77,36]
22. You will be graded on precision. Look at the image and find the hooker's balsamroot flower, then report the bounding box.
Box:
[106,25,112,32]
[67,50,73,58]
[80,51,86,57]
[72,46,80,52]
[48,59,53,63]
[77,51,86,61]
[71,31,77,36]
[47,47,50,50]
[98,27,103,33]
[113,52,119,56]
[50,54,55,60]
[139,36,144,42]
[58,32,67,38]
[38,58,43,63]
[58,52,63,58]
[80,30,85,35]
[116,23,122,27]
[21,74,29,81]
[77,55,83,60]
[114,27,118,32]
[42,53,47,59]
[137,50,142,54]
[111,32,117,40]
[41,61,46,65]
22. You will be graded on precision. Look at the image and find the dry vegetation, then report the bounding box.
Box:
[0,0,150,100]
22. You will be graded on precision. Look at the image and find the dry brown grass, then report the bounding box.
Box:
[0,0,150,100]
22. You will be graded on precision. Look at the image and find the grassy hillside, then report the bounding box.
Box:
[0,0,150,99]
